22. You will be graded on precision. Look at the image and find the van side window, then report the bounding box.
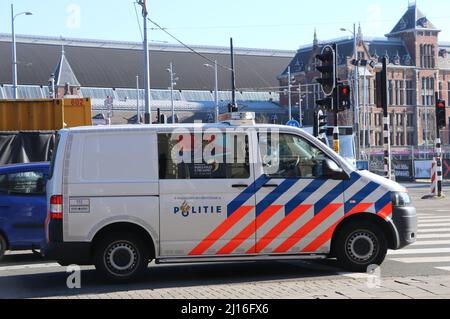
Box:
[0,172,46,195]
[260,133,327,179]
[158,133,250,180]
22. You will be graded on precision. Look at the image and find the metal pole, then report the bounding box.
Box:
[230,38,237,111]
[362,67,367,155]
[353,23,360,159]
[436,92,443,197]
[142,2,151,124]
[288,66,292,120]
[136,75,140,124]
[11,4,18,99]
[381,57,392,180]
[169,62,175,123]
[333,43,340,154]
[214,60,219,122]
[299,86,303,127]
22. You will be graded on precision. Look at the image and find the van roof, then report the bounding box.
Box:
[63,123,305,133]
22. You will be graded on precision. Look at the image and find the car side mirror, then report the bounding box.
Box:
[323,159,348,180]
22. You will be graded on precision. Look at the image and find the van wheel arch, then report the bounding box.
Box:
[330,213,397,257]
[92,222,156,260]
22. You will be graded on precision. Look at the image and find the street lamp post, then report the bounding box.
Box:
[340,23,360,159]
[287,66,292,120]
[11,4,33,99]
[166,63,179,123]
[204,61,219,122]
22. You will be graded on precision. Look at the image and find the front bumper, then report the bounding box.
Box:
[391,206,417,249]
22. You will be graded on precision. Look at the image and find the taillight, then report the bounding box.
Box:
[50,195,63,220]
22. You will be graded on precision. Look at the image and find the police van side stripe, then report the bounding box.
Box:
[273,203,343,253]
[344,182,380,214]
[249,204,313,254]
[313,174,360,216]
[284,179,328,216]
[189,205,254,256]
[256,179,298,217]
[374,192,392,216]
[227,175,269,217]
[217,205,283,255]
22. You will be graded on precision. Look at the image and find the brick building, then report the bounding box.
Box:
[279,4,450,151]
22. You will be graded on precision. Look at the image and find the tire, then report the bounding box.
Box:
[334,221,388,273]
[0,234,7,261]
[94,232,150,283]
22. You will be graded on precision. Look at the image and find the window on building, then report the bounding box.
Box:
[388,81,394,105]
[407,113,414,127]
[407,132,415,146]
[406,81,414,105]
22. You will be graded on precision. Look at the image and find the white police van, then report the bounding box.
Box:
[44,112,416,282]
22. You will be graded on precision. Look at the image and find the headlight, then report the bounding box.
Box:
[391,192,411,207]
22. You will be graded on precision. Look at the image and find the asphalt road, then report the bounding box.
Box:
[1,183,450,299]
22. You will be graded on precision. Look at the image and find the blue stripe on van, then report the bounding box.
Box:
[374,192,392,213]
[284,179,328,216]
[344,182,380,214]
[313,173,360,216]
[255,179,298,217]
[227,175,270,217]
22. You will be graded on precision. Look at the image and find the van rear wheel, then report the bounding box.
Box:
[94,232,149,282]
[0,234,6,261]
[334,221,387,273]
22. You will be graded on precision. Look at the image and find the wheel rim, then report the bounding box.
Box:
[104,241,139,276]
[345,230,379,264]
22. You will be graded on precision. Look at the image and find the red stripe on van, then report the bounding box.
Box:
[301,203,374,253]
[248,204,312,254]
[189,205,254,256]
[273,203,342,253]
[377,202,393,220]
[217,205,282,255]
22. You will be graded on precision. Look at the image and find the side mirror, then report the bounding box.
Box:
[323,159,348,180]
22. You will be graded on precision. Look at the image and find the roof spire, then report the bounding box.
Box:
[313,28,318,48]
[357,22,363,43]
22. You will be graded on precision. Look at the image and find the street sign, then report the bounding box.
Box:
[286,119,300,128]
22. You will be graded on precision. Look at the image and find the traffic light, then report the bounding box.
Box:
[316,96,333,111]
[316,45,336,96]
[436,99,447,130]
[336,83,351,112]
[313,110,328,141]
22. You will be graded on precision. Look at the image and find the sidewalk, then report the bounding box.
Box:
[43,274,450,299]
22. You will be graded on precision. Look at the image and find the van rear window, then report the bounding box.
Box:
[158,133,250,180]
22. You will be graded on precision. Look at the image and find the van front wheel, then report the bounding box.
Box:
[94,233,149,282]
[335,221,387,273]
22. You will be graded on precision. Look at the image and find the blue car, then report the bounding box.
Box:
[0,162,49,260]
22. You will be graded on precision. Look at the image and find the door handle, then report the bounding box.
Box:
[232,184,248,189]
[262,184,279,188]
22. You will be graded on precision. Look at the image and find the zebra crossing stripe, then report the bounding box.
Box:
[389,248,450,255]
[390,257,450,263]
[435,267,450,272]
[412,240,450,246]
[418,223,450,227]
[419,234,450,239]
[419,228,450,233]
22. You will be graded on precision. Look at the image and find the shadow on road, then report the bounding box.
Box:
[0,259,344,299]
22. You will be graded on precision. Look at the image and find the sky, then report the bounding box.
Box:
[1,0,450,50]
